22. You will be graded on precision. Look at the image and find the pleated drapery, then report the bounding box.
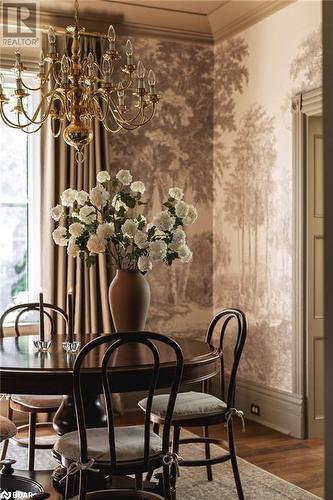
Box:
[40,35,113,335]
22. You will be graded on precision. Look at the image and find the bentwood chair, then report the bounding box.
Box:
[139,308,247,500]
[53,332,184,500]
[0,303,68,470]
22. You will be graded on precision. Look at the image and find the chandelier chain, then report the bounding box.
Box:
[74,0,79,27]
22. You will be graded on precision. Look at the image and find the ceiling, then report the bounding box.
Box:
[38,0,296,44]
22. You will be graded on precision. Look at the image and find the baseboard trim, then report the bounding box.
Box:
[212,378,305,439]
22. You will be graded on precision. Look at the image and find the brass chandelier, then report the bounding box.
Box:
[0,0,160,163]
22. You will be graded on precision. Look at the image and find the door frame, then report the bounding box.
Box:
[292,87,322,437]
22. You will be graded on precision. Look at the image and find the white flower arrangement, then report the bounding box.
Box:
[51,171,198,274]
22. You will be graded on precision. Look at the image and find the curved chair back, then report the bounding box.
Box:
[73,332,184,470]
[0,303,68,338]
[205,308,247,408]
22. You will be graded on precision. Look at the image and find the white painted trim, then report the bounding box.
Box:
[233,379,304,438]
[292,88,323,438]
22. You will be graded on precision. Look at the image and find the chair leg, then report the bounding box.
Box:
[78,469,88,500]
[171,425,180,494]
[28,412,37,471]
[135,473,143,491]
[163,464,172,500]
[0,405,13,463]
[65,473,75,500]
[228,420,244,500]
[204,425,213,481]
[145,423,160,482]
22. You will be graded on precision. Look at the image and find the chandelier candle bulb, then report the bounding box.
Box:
[126,39,133,65]
[148,69,156,93]
[39,290,45,342]
[0,73,4,92]
[39,51,45,70]
[48,26,56,53]
[137,60,146,89]
[117,82,125,105]
[108,25,116,50]
[67,288,74,343]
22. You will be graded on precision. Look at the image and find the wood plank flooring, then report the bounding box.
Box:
[118,412,324,498]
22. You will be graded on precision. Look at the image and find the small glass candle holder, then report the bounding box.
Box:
[62,341,81,354]
[33,340,52,352]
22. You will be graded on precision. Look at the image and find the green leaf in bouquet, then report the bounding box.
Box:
[119,191,136,209]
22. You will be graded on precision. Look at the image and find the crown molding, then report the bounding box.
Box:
[212,0,296,42]
[39,6,214,46]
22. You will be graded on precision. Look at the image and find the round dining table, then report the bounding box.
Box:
[0,332,221,433]
[0,332,221,493]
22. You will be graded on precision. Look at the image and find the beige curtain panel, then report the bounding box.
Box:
[40,35,113,335]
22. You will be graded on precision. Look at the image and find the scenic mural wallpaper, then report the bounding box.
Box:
[213,0,322,392]
[97,0,322,394]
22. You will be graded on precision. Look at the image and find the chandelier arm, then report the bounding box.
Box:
[21,66,53,91]
[52,62,63,87]
[91,96,108,121]
[0,103,40,129]
[101,117,122,133]
[0,106,24,128]
[17,115,45,134]
[112,103,147,126]
[19,90,63,125]
[116,105,156,129]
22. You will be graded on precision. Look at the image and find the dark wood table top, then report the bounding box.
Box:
[0,333,221,394]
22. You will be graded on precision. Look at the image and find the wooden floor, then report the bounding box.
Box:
[119,412,325,498]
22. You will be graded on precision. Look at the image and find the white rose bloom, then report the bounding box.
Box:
[134,230,149,249]
[76,190,89,206]
[87,234,106,254]
[169,228,186,251]
[116,169,132,186]
[67,241,80,258]
[175,201,189,219]
[172,228,186,244]
[97,170,111,183]
[52,226,68,246]
[78,205,96,224]
[149,240,168,261]
[112,195,128,213]
[153,210,175,232]
[183,205,198,225]
[130,181,145,194]
[169,187,184,201]
[89,185,109,209]
[138,255,153,273]
[60,188,78,207]
[97,222,115,239]
[69,222,85,237]
[51,204,64,221]
[178,244,193,263]
[121,219,137,238]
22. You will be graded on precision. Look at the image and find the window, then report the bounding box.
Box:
[0,76,40,316]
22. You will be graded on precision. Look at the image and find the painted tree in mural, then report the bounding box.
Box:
[110,37,214,309]
[282,26,322,114]
[290,26,322,90]
[223,104,276,307]
[214,37,249,180]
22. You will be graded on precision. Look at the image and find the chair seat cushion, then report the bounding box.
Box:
[53,425,162,463]
[0,416,17,442]
[11,394,63,409]
[138,391,227,421]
